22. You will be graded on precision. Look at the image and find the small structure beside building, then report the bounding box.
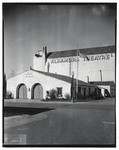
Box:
[89,81,115,97]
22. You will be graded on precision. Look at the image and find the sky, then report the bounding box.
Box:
[3,3,116,78]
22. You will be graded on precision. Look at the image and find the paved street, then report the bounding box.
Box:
[3,98,116,146]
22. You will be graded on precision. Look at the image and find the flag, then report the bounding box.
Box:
[78,50,89,61]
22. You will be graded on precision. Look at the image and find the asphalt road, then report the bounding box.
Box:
[3,98,116,147]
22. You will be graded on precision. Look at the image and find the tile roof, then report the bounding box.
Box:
[47,45,115,58]
[31,69,97,87]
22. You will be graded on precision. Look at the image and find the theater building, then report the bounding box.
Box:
[7,45,115,99]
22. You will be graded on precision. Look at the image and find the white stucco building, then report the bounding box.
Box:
[7,45,115,99]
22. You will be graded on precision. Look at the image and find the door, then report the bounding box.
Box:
[19,84,27,99]
[33,84,43,99]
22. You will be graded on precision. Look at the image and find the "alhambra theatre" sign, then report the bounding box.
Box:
[51,53,113,64]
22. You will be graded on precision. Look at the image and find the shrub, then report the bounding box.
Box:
[64,93,71,100]
[49,89,57,100]
[94,93,104,100]
[6,91,14,99]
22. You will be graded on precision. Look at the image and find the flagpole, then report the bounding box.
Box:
[76,44,79,101]
[71,71,74,103]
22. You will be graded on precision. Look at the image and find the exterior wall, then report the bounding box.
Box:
[77,86,97,98]
[45,53,115,83]
[110,86,115,97]
[33,47,47,71]
[33,56,45,71]
[7,70,71,99]
[110,82,116,97]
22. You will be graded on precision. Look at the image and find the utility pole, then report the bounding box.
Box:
[99,70,102,81]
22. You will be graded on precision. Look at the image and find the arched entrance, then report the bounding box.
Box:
[16,84,27,99]
[31,83,43,99]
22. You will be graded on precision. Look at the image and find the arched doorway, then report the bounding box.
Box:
[31,83,43,99]
[16,84,27,99]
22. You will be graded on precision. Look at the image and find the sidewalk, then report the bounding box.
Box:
[4,97,115,109]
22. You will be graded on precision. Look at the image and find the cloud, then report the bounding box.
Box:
[38,5,48,13]
[91,5,107,16]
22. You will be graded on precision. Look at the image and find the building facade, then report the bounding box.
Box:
[7,45,115,99]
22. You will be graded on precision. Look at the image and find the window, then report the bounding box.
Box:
[78,87,81,94]
[57,87,62,97]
